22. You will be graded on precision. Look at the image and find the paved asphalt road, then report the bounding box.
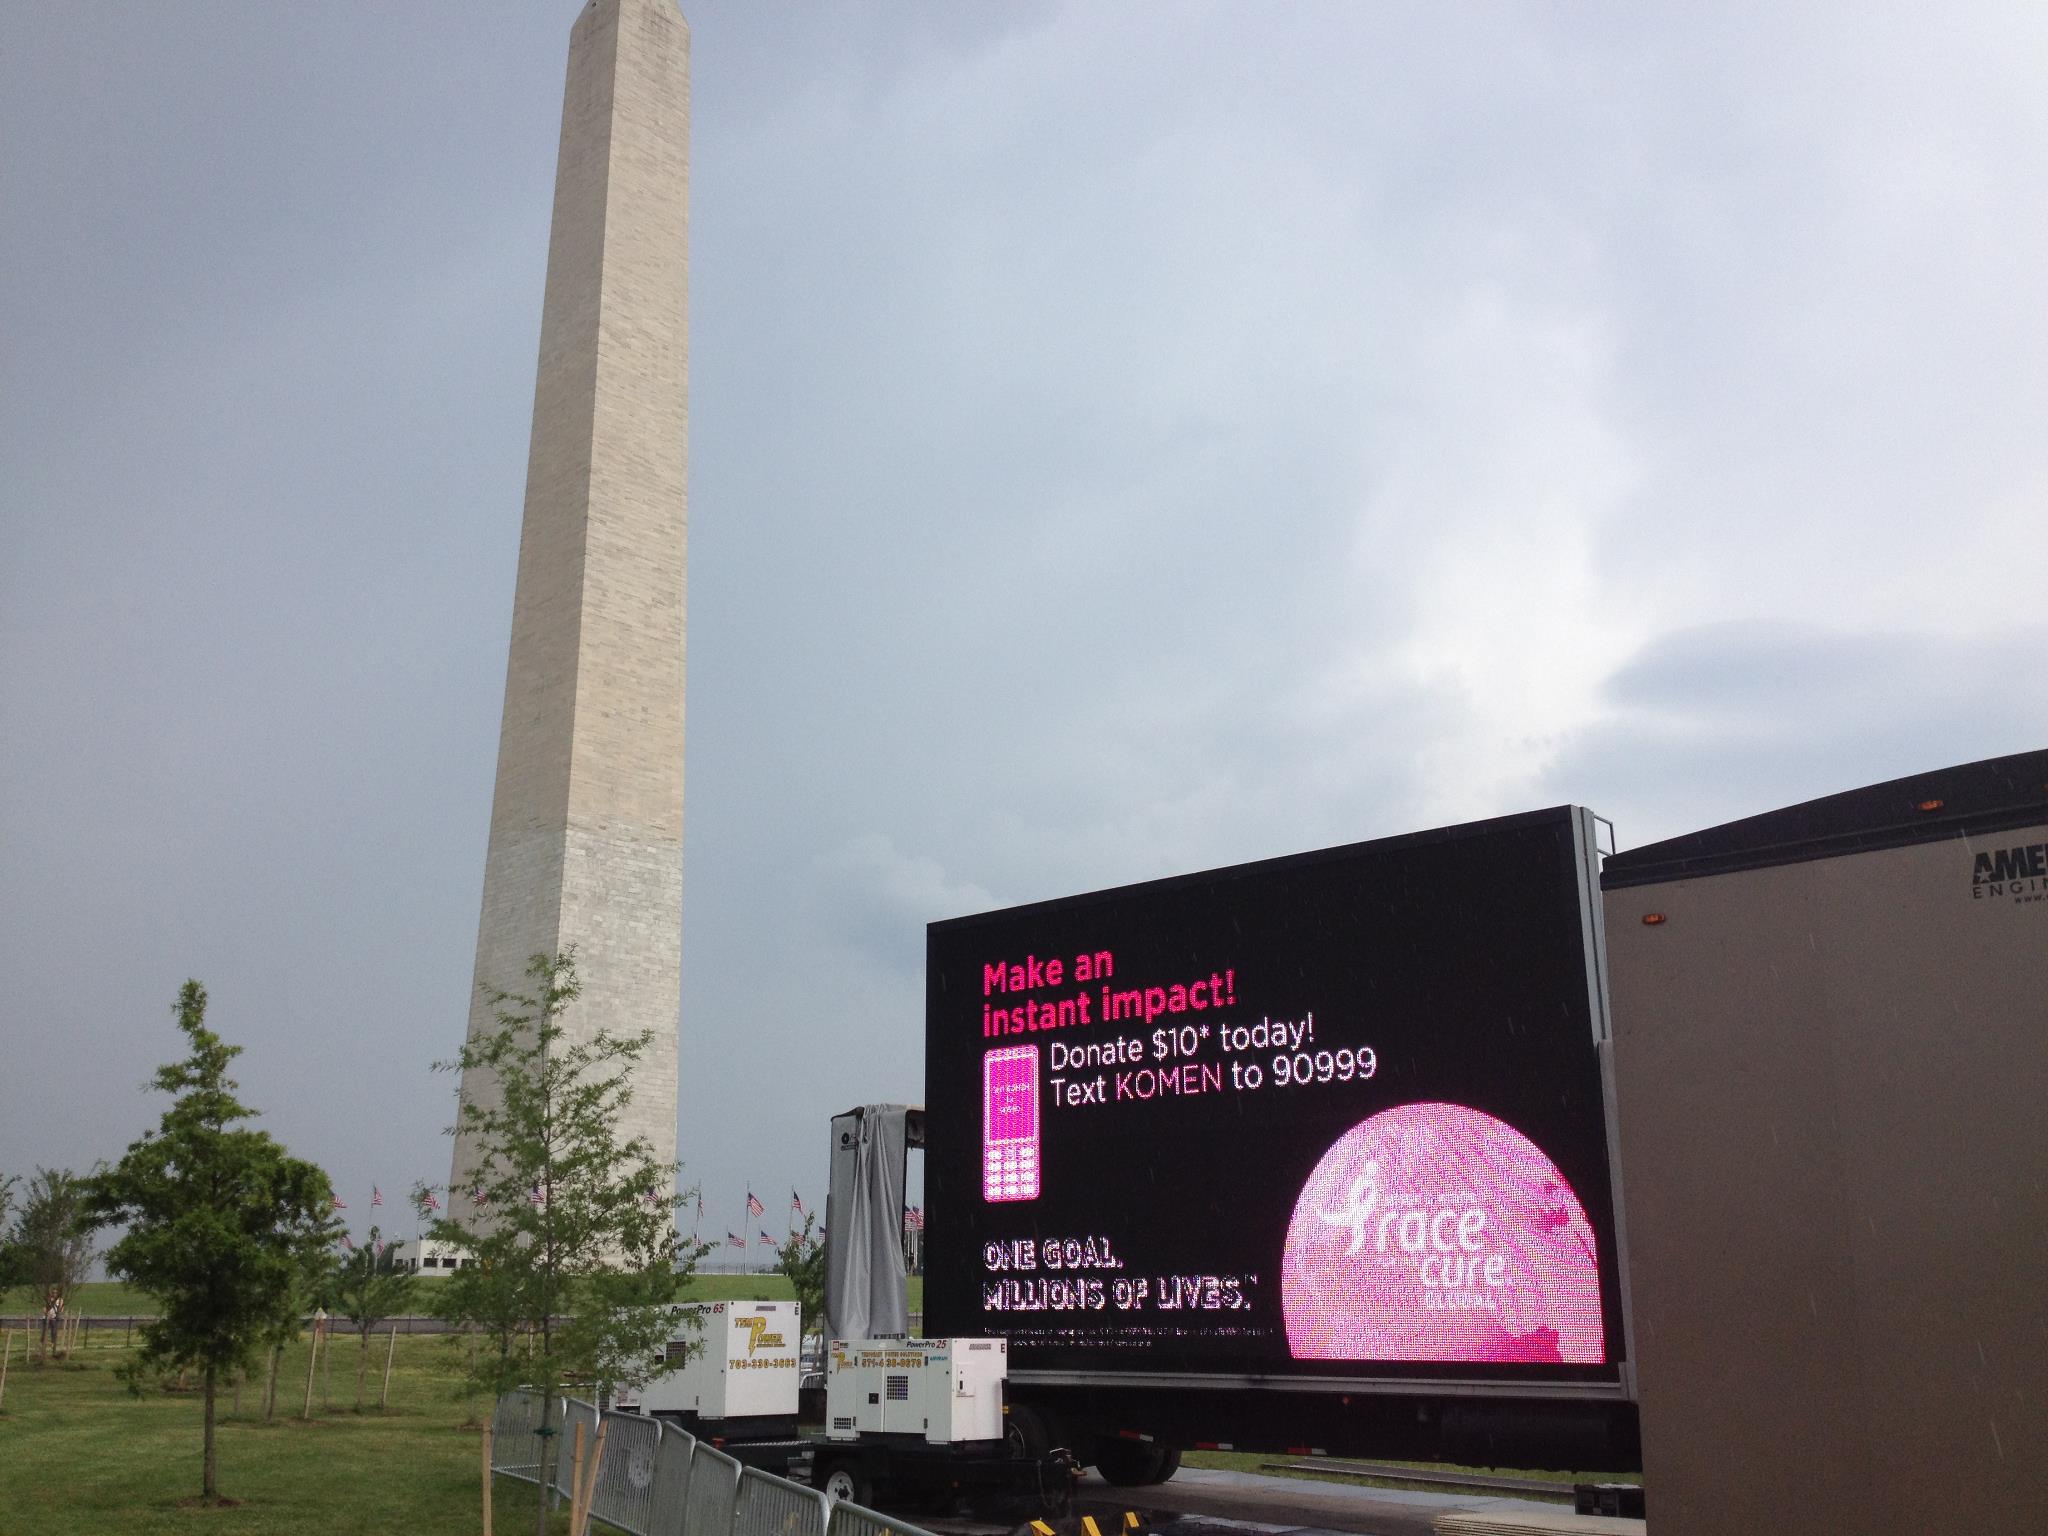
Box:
[1070,1466,1607,1536]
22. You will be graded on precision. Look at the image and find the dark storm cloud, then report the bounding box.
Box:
[1541,623,2048,848]
[3,1,2042,1242]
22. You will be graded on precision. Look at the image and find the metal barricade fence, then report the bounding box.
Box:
[650,1423,697,1536]
[491,1392,939,1536]
[684,1441,744,1536]
[490,1390,559,1486]
[734,1465,831,1536]
[585,1405,664,1536]
[560,1395,602,1488]
[825,1500,919,1536]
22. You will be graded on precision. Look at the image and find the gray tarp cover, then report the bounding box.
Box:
[824,1105,910,1340]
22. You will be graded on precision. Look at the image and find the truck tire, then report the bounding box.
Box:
[1006,1403,1054,1459]
[817,1458,873,1505]
[1094,1439,1178,1487]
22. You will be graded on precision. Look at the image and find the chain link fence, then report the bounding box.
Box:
[492,1392,934,1536]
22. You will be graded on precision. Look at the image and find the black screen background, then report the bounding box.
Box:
[922,808,1625,1383]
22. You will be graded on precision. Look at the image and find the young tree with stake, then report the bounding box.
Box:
[422,950,708,1535]
[333,1226,416,1411]
[81,981,339,1504]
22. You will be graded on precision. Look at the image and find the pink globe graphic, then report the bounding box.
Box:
[1281,1101,1604,1364]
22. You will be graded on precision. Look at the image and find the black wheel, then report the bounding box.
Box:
[1006,1402,1053,1459]
[817,1457,873,1505]
[1094,1438,1177,1487]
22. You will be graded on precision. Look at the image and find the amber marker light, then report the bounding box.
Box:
[1641,912,1667,926]
[1916,798,1944,812]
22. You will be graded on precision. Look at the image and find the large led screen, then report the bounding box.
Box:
[923,807,1625,1382]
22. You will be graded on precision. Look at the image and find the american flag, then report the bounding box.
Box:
[371,1186,383,1208]
[903,1205,924,1231]
[759,1229,777,1246]
[420,1189,442,1212]
[472,1187,490,1208]
[790,1190,805,1218]
[726,1231,746,1250]
[746,1191,764,1218]
[529,1183,548,1207]
[373,1240,385,1258]
[331,1195,347,1210]
[340,1234,355,1252]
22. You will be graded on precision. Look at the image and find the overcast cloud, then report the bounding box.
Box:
[2,1,2043,1256]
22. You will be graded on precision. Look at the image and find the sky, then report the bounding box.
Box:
[2,1,2044,1264]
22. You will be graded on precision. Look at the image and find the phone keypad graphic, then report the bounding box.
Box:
[983,1045,1040,1202]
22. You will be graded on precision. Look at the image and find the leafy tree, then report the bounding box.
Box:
[421,950,708,1532]
[5,1168,97,1306]
[774,1212,826,1343]
[333,1226,416,1410]
[81,980,339,1504]
[0,1170,18,1290]
[3,1168,96,1350]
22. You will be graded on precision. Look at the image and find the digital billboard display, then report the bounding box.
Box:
[923,807,1626,1384]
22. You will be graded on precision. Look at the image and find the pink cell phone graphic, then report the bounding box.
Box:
[983,1046,1040,1202]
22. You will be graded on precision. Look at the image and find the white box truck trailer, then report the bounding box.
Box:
[1602,748,2048,1536]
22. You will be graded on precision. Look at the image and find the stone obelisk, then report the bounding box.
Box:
[450,0,689,1221]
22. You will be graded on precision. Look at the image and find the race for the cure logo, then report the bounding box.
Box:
[1317,1161,1506,1291]
[1281,1101,1604,1364]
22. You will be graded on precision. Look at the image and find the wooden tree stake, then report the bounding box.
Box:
[576,1419,610,1536]
[380,1323,398,1410]
[481,1418,495,1536]
[1,1329,13,1411]
[263,1342,282,1422]
[568,1422,588,1535]
[301,1331,319,1419]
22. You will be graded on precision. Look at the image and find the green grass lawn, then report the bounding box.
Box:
[3,1280,159,1317]
[681,1272,795,1302]
[0,1331,582,1534]
[10,1272,922,1323]
[675,1273,924,1315]
[12,1277,925,1335]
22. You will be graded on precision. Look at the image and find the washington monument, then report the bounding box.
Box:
[449,0,689,1219]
